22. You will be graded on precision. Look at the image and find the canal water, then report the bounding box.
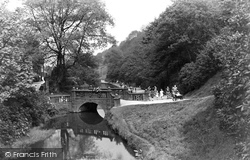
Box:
[29,109,136,160]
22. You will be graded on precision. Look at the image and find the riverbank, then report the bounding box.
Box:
[106,96,239,160]
[0,126,55,149]
[12,126,55,148]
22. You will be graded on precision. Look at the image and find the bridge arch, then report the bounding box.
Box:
[79,102,98,112]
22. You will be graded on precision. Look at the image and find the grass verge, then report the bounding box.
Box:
[107,96,239,160]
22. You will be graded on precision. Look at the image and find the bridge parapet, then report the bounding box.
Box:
[128,92,149,101]
[71,89,115,113]
[72,89,113,99]
[49,89,118,113]
[49,94,71,103]
[49,94,71,110]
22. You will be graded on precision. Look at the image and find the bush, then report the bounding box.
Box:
[211,29,250,159]
[0,87,52,145]
[178,50,220,94]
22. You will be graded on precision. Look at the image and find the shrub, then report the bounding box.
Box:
[212,29,250,159]
[0,87,51,145]
[178,49,220,94]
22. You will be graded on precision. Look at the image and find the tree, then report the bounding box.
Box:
[0,4,52,145]
[104,47,124,81]
[142,0,225,88]
[0,6,34,102]
[67,53,100,87]
[23,33,46,82]
[24,0,114,91]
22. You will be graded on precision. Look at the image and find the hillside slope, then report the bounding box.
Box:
[185,72,222,98]
[107,73,240,160]
[108,96,239,160]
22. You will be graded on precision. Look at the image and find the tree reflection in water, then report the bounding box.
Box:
[61,129,69,159]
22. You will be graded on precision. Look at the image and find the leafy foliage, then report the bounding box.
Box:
[23,34,45,82]
[103,0,225,90]
[0,88,51,145]
[0,5,52,145]
[104,47,124,81]
[142,0,224,88]
[178,39,222,94]
[103,31,152,86]
[67,53,100,87]
[24,0,115,91]
[213,32,250,159]
[211,0,250,158]
[0,7,35,102]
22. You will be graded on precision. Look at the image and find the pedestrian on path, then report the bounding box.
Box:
[165,86,171,99]
[172,85,178,96]
[160,89,164,99]
[155,90,159,99]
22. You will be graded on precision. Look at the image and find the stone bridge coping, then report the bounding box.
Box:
[49,94,70,97]
[72,89,112,92]
[129,92,146,94]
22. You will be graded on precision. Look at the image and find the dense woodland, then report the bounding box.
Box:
[98,0,250,158]
[99,0,224,92]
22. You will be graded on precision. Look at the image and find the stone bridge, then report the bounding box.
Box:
[70,89,115,113]
[49,83,149,114]
[49,89,117,114]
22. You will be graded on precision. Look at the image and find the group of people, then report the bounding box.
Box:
[146,85,181,100]
[115,80,141,93]
[114,80,182,100]
[128,86,138,93]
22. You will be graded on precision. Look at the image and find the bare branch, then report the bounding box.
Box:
[45,39,59,54]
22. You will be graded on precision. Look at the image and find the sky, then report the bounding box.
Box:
[5,0,23,11]
[5,0,173,53]
[101,0,173,42]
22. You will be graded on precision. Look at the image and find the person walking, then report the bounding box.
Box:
[160,89,164,99]
[172,85,178,95]
[154,86,157,99]
[155,91,159,99]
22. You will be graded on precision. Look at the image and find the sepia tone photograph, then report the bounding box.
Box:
[0,0,250,160]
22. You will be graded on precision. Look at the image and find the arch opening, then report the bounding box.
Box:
[78,102,104,125]
[79,102,98,113]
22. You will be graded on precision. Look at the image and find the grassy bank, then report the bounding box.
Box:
[107,96,239,160]
[11,126,55,148]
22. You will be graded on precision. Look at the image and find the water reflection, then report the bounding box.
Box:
[78,111,103,125]
[32,110,136,160]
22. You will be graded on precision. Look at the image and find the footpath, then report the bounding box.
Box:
[117,97,187,107]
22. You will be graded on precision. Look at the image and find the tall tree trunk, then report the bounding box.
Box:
[56,53,67,92]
